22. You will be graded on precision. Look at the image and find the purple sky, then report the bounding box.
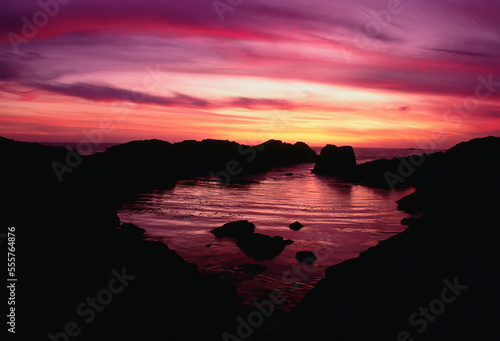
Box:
[1,0,499,147]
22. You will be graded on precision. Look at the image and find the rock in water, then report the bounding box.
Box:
[237,234,294,260]
[312,144,356,176]
[296,251,317,263]
[210,220,255,239]
[289,221,304,231]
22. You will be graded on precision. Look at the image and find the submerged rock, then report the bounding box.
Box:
[210,220,255,239]
[295,251,317,263]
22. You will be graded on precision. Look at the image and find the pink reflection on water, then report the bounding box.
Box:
[118,163,416,308]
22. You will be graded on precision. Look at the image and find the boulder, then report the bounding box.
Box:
[312,145,356,176]
[210,220,255,239]
[237,234,294,260]
[289,221,304,231]
[295,251,317,263]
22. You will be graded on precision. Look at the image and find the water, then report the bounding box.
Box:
[118,150,421,309]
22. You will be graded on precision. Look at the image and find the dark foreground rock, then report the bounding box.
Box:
[0,135,318,340]
[0,137,246,340]
[276,136,500,340]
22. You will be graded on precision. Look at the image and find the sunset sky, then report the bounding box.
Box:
[1,0,499,148]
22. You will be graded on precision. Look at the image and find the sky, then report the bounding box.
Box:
[1,0,500,148]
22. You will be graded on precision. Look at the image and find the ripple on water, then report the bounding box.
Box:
[118,163,417,308]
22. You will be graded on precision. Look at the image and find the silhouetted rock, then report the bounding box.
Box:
[237,234,294,260]
[210,220,256,239]
[276,136,500,340]
[349,152,443,189]
[0,136,243,340]
[254,140,317,166]
[396,136,500,213]
[312,144,356,176]
[119,222,146,238]
[295,251,317,263]
[310,141,446,189]
[289,221,304,231]
[292,141,318,163]
[171,139,316,182]
[400,217,419,226]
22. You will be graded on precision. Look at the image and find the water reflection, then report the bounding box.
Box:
[118,163,416,308]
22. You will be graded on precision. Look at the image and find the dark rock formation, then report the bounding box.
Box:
[312,144,356,177]
[211,220,294,260]
[400,217,419,226]
[237,234,294,260]
[310,140,450,189]
[0,137,244,340]
[172,139,316,181]
[118,222,146,238]
[254,139,317,166]
[210,220,256,239]
[276,136,500,340]
[289,221,304,231]
[350,151,444,189]
[295,251,317,263]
